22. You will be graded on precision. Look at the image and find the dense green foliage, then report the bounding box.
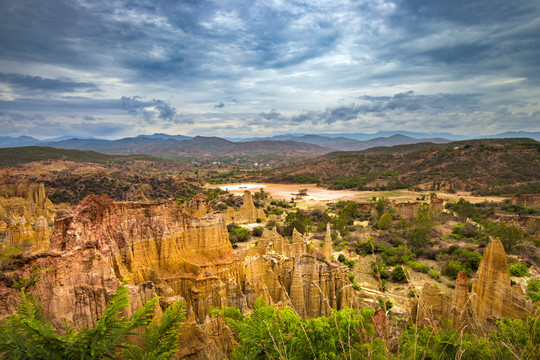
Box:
[509,261,530,277]
[527,279,540,302]
[399,316,540,360]
[0,282,185,360]
[228,225,251,245]
[215,297,387,359]
[213,299,540,360]
[377,214,393,230]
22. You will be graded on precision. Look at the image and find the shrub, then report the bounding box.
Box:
[377,213,393,230]
[344,260,355,269]
[377,297,393,310]
[228,225,251,245]
[391,265,407,282]
[451,248,482,271]
[371,262,389,279]
[509,261,530,277]
[348,273,356,282]
[408,261,430,274]
[251,226,264,237]
[428,269,440,281]
[526,279,540,302]
[338,254,346,262]
[441,260,469,280]
[382,245,412,266]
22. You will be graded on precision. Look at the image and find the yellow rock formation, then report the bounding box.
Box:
[0,182,54,253]
[222,190,265,224]
[322,223,333,261]
[471,238,531,325]
[411,238,532,332]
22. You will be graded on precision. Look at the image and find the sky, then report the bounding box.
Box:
[0,0,539,139]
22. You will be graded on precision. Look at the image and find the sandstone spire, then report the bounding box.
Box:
[471,238,529,324]
[222,190,266,224]
[322,223,333,261]
[292,228,305,257]
[33,216,50,252]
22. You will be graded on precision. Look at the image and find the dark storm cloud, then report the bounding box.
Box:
[0,73,99,94]
[290,92,483,124]
[0,0,539,137]
[120,96,190,124]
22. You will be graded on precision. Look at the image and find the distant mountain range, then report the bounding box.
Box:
[0,131,538,163]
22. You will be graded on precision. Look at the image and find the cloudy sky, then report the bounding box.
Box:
[0,0,539,139]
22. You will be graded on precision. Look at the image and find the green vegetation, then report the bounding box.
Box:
[527,279,540,302]
[399,316,540,360]
[0,282,185,359]
[377,213,393,230]
[509,261,530,277]
[391,265,406,282]
[0,146,161,167]
[264,139,540,195]
[214,296,386,359]
[228,225,251,245]
[213,298,540,360]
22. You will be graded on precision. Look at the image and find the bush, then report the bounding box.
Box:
[492,223,524,253]
[228,225,251,245]
[391,265,407,282]
[452,223,477,238]
[371,262,389,279]
[377,297,393,310]
[348,273,356,282]
[408,261,430,274]
[509,261,530,277]
[428,269,440,281]
[251,226,264,237]
[338,254,346,263]
[441,260,469,280]
[382,245,412,266]
[344,259,355,269]
[377,213,393,230]
[526,279,540,302]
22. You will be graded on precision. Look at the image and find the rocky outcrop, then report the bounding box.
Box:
[0,194,357,358]
[0,182,54,253]
[223,191,265,224]
[512,194,540,207]
[411,238,532,332]
[183,194,213,218]
[50,194,246,322]
[392,201,420,219]
[471,238,531,325]
[243,227,358,318]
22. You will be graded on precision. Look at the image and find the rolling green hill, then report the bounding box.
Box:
[259,138,540,195]
[0,146,163,167]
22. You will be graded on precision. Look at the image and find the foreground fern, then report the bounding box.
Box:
[0,282,185,360]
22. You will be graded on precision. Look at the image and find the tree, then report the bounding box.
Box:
[391,265,406,282]
[0,282,185,360]
[377,213,393,230]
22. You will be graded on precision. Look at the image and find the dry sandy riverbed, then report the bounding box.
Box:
[207,183,509,209]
